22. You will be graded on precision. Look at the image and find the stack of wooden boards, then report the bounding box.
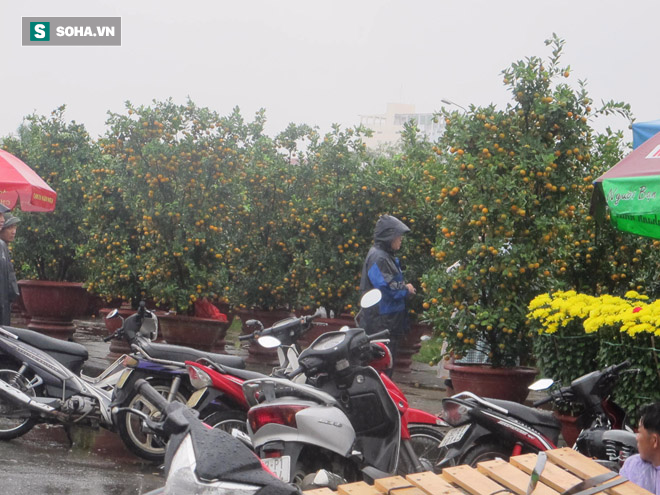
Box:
[304,448,652,495]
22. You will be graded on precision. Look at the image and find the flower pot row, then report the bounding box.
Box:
[16,284,430,375]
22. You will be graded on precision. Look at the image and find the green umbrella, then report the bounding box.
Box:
[592,130,660,238]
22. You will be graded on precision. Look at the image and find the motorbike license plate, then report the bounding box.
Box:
[440,424,470,447]
[262,456,291,483]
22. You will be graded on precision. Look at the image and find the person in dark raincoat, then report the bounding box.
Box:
[0,205,17,326]
[0,213,20,326]
[359,215,416,373]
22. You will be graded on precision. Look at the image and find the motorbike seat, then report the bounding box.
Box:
[4,326,89,359]
[486,398,560,430]
[140,341,245,369]
[215,365,265,381]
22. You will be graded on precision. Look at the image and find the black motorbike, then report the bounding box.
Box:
[439,361,638,470]
[107,302,244,461]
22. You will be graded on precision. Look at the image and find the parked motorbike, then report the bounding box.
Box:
[108,303,245,461]
[241,289,447,486]
[122,379,297,495]
[0,323,130,445]
[0,304,169,443]
[439,361,638,470]
[185,312,321,433]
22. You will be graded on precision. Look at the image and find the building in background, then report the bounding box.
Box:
[359,103,444,149]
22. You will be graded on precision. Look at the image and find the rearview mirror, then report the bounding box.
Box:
[257,335,281,349]
[360,289,381,309]
[529,378,554,391]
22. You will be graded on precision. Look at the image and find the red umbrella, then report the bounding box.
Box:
[0,149,57,212]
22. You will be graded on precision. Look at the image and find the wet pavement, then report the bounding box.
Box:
[0,424,162,494]
[0,317,457,493]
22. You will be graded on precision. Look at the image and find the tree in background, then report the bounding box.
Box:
[2,106,95,282]
[420,34,640,367]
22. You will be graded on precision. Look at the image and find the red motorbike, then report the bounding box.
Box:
[185,308,448,479]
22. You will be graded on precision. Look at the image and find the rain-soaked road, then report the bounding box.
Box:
[0,423,163,494]
[0,319,449,494]
[0,383,447,494]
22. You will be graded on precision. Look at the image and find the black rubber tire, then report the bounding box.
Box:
[116,378,190,462]
[0,368,37,440]
[461,441,511,467]
[203,409,248,434]
[398,425,447,475]
[292,448,359,487]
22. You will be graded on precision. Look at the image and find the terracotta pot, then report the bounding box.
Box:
[445,362,538,403]
[236,309,294,365]
[394,322,433,373]
[159,313,229,352]
[553,411,581,447]
[18,280,90,340]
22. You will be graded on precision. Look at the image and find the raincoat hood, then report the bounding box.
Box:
[373,215,410,248]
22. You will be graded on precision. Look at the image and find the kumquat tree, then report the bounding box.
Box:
[420,34,643,367]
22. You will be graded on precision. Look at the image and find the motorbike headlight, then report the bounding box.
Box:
[441,399,473,426]
[186,364,213,389]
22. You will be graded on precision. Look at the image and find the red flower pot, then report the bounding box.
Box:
[159,313,229,352]
[18,280,90,340]
[445,362,538,403]
[394,322,433,373]
[553,411,581,447]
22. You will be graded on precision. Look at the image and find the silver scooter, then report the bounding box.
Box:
[242,290,444,487]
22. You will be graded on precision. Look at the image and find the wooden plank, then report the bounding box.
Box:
[442,464,514,495]
[304,488,338,495]
[374,476,426,495]
[546,448,652,495]
[510,454,583,493]
[546,448,612,478]
[337,481,382,495]
[477,459,559,495]
[405,471,465,495]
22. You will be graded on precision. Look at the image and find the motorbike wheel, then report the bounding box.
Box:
[398,425,447,475]
[117,379,190,462]
[203,410,248,434]
[461,441,511,467]
[292,449,360,487]
[0,369,37,440]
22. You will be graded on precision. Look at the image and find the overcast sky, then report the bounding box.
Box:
[2,0,658,141]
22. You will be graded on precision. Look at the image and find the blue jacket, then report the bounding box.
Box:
[359,215,410,336]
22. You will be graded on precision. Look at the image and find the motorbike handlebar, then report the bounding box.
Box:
[532,396,554,407]
[369,329,390,341]
[238,312,323,342]
[611,360,631,373]
[304,312,322,324]
[135,378,170,413]
[285,365,306,380]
